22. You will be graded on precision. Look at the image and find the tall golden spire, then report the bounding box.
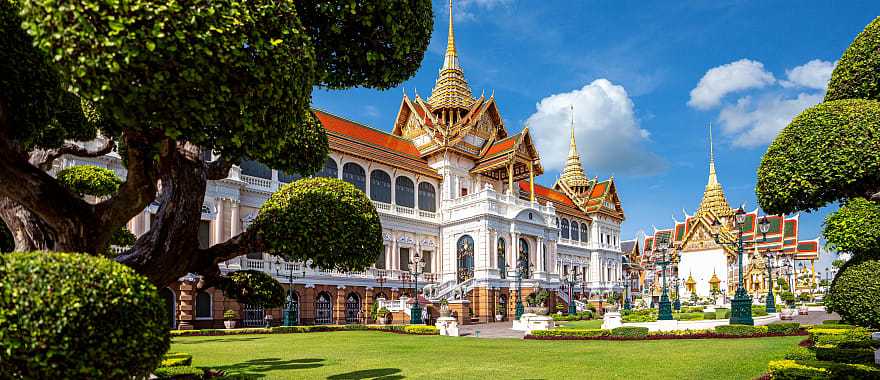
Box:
[696,123,733,218]
[427,0,474,111]
[559,105,589,187]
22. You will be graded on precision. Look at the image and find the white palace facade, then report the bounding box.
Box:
[61,7,627,328]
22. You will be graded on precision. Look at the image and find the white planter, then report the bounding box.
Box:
[495,314,503,322]
[224,320,237,329]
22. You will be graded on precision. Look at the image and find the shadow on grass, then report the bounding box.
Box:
[175,336,266,344]
[214,358,325,378]
[326,368,404,379]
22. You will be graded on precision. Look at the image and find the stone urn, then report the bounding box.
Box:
[224,320,237,329]
[604,304,619,313]
[524,306,548,316]
[439,304,451,318]
[495,314,503,322]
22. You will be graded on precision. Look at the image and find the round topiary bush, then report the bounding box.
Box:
[252,177,383,271]
[826,16,880,102]
[0,252,170,379]
[217,270,285,308]
[56,165,122,197]
[823,198,880,260]
[825,259,880,329]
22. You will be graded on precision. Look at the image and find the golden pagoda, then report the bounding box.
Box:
[695,124,733,219]
[686,273,697,293]
[427,0,475,123]
[709,270,721,292]
[559,106,590,190]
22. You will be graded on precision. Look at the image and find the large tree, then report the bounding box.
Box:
[0,0,433,286]
[756,17,880,326]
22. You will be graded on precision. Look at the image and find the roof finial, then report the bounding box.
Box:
[558,105,588,187]
[445,0,458,70]
[708,122,717,185]
[427,0,473,110]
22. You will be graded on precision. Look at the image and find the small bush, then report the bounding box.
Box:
[783,347,816,361]
[815,346,877,365]
[0,252,169,379]
[822,319,842,324]
[814,323,856,330]
[714,325,768,336]
[767,360,827,380]
[610,326,649,338]
[531,329,609,338]
[702,311,717,320]
[767,322,801,334]
[675,312,704,321]
[161,352,193,367]
[714,308,730,319]
[825,259,880,329]
[216,270,285,308]
[154,365,204,379]
[402,325,439,335]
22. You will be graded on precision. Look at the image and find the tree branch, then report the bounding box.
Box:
[29,138,115,171]
[94,133,159,236]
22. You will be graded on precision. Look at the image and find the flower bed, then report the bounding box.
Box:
[525,323,806,341]
[767,359,880,379]
[170,324,438,337]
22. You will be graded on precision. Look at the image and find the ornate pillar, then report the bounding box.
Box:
[178,282,194,330]
[507,163,514,194]
[510,231,519,269]
[537,237,545,272]
[529,161,535,202]
[213,198,225,245]
[230,201,241,237]
[365,287,374,324]
[334,286,346,324]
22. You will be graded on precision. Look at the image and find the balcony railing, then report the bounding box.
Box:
[371,201,438,222]
[241,175,275,192]
[226,258,431,283]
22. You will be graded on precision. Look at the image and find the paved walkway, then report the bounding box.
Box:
[791,309,839,325]
[458,322,526,339]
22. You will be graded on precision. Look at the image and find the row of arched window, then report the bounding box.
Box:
[557,218,589,242]
[241,157,437,212]
[192,289,365,325]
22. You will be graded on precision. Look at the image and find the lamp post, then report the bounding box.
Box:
[712,206,754,325]
[757,215,778,313]
[274,258,306,326]
[376,272,387,299]
[408,251,426,324]
[655,235,673,321]
[514,256,532,320]
[563,271,579,315]
[781,258,793,295]
[623,270,632,311]
[672,248,681,312]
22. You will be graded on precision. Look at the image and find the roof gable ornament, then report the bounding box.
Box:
[426,0,475,112]
[696,122,733,219]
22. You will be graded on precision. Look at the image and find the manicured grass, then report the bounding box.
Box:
[172,331,802,379]
[558,319,603,329]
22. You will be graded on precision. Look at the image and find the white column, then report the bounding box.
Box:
[230,201,241,237]
[131,212,143,236]
[536,237,545,272]
[489,229,497,268]
[510,232,519,269]
[391,237,398,270]
[213,198,225,245]
[142,211,151,233]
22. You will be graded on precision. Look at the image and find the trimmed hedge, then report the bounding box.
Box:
[826,17,880,102]
[714,325,769,336]
[154,366,204,380]
[702,311,717,320]
[768,359,880,380]
[161,352,193,367]
[767,322,801,334]
[0,252,169,379]
[170,324,438,337]
[56,165,121,197]
[825,259,880,328]
[530,329,609,338]
[814,346,876,365]
[783,347,816,361]
[610,326,649,338]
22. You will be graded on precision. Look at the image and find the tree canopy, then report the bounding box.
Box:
[0,0,433,286]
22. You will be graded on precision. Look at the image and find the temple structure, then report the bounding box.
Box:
[58,1,626,328]
[638,126,820,303]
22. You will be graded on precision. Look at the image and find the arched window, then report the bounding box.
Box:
[315,292,333,325]
[240,160,272,179]
[160,288,176,329]
[561,219,570,239]
[418,182,436,212]
[395,177,415,208]
[581,223,589,242]
[519,238,530,278]
[497,238,506,279]
[369,170,391,203]
[457,235,475,283]
[571,222,580,242]
[195,291,212,319]
[316,158,338,178]
[342,163,366,191]
[345,293,361,324]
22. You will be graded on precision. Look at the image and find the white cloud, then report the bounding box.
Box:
[688,59,776,110]
[717,92,823,147]
[362,105,380,118]
[527,79,666,177]
[781,59,835,90]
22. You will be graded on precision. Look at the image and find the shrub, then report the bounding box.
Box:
[530,329,609,338]
[216,270,285,308]
[822,319,842,325]
[675,312,704,321]
[826,17,880,102]
[153,366,205,379]
[714,308,730,319]
[825,259,880,329]
[813,323,856,330]
[56,165,122,197]
[767,323,801,334]
[783,347,816,361]
[224,310,238,320]
[402,325,439,335]
[610,327,649,338]
[815,346,877,365]
[0,252,169,379]
[161,352,193,367]
[702,311,717,320]
[714,325,768,336]
[767,360,827,380]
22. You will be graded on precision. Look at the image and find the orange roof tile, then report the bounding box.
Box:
[484,135,517,157]
[316,110,421,157]
[518,181,576,207]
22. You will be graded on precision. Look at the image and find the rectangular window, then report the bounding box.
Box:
[399,248,410,271]
[198,220,211,249]
[422,250,432,273]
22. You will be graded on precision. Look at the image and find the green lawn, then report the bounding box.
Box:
[172,331,802,379]
[558,319,603,328]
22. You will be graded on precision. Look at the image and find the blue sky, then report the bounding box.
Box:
[313,1,879,269]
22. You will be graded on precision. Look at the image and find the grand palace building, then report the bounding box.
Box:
[58,6,627,329]
[637,130,820,304]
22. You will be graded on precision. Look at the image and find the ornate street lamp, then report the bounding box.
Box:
[408,251,426,324]
[376,272,387,299]
[274,257,306,326]
[514,256,533,320]
[712,206,754,325]
[623,270,632,311]
[562,270,580,315]
[757,216,777,313]
[655,235,673,321]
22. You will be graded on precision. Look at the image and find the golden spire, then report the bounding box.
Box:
[696,123,733,218]
[427,0,474,111]
[559,105,589,187]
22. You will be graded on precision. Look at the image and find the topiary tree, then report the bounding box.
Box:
[216,270,285,309]
[824,259,880,329]
[756,17,880,327]
[0,0,433,286]
[0,252,169,379]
